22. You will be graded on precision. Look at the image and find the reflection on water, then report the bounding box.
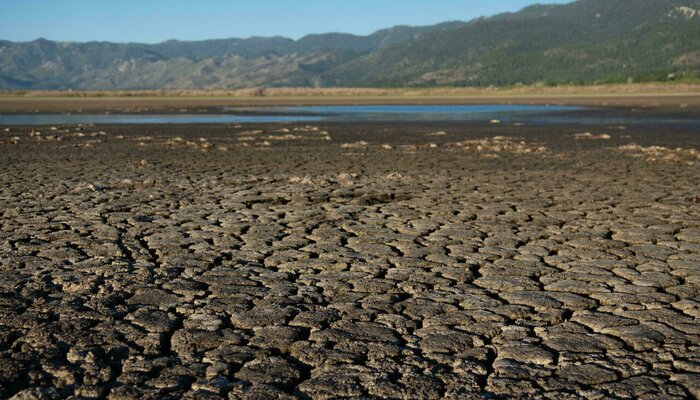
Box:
[0,105,698,127]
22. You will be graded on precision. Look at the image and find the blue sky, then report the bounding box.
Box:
[0,0,573,43]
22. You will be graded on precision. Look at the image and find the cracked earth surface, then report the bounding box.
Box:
[1,122,699,399]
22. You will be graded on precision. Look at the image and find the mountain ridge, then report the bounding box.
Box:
[1,0,699,89]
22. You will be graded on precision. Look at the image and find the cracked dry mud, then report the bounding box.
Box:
[1,122,699,399]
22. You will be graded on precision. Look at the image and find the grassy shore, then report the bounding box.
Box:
[1,83,700,98]
[1,84,699,114]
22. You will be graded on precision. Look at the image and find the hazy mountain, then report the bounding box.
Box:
[328,0,700,86]
[1,0,699,89]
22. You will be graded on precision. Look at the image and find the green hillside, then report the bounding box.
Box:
[0,0,698,89]
[324,0,700,86]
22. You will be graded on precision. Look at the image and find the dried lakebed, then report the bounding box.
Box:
[1,122,699,399]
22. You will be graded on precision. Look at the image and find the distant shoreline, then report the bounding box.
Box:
[1,85,699,115]
[2,83,699,98]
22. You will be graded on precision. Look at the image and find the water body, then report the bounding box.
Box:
[0,113,321,125]
[1,104,698,127]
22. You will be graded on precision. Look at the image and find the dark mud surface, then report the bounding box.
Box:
[1,121,699,399]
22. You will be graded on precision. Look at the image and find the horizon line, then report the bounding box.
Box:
[1,20,473,45]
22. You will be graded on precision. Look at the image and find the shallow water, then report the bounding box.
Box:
[0,113,321,125]
[0,104,698,127]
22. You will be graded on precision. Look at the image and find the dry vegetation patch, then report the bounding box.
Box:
[575,132,612,140]
[618,144,700,165]
[449,136,548,156]
[340,141,370,149]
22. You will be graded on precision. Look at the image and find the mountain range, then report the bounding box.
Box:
[1,0,699,89]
